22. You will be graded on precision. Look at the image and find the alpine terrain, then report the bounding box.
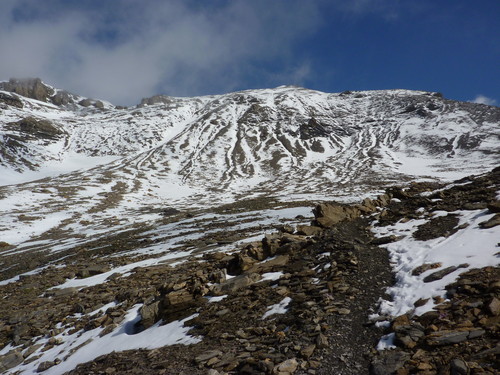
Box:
[0,78,499,375]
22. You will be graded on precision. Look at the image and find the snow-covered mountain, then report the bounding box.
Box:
[1,79,498,195]
[0,79,499,375]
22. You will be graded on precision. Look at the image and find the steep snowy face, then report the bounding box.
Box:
[0,82,499,202]
[146,87,499,199]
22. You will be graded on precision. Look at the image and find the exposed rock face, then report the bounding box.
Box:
[0,92,23,108]
[10,117,64,139]
[0,350,24,372]
[313,195,390,228]
[139,95,176,106]
[313,203,361,227]
[0,78,54,102]
[0,77,97,108]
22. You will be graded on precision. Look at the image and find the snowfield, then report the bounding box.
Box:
[372,208,499,317]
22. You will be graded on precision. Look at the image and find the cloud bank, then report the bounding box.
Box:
[0,0,324,105]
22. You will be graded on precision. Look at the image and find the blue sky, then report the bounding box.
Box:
[0,0,498,106]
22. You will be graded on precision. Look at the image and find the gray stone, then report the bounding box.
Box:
[295,225,322,236]
[479,213,500,228]
[426,329,485,346]
[423,264,468,283]
[275,358,298,373]
[450,358,469,375]
[0,350,23,371]
[37,361,55,372]
[195,350,223,364]
[213,273,261,295]
[139,301,160,328]
[370,351,410,375]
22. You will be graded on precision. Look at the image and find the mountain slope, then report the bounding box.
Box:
[0,80,498,278]
[2,82,499,191]
[0,79,499,375]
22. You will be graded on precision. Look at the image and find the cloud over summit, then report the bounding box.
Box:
[0,0,323,105]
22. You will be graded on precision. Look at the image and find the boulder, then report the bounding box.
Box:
[0,350,23,372]
[46,287,79,297]
[76,264,110,278]
[37,360,56,372]
[274,358,298,373]
[213,273,261,295]
[487,200,500,213]
[426,328,485,346]
[0,92,23,108]
[487,297,500,316]
[313,203,360,228]
[14,117,63,139]
[411,262,442,276]
[247,255,289,274]
[195,350,223,364]
[300,344,316,359]
[356,198,378,213]
[0,78,53,102]
[139,301,160,328]
[479,214,500,228]
[164,289,194,306]
[295,225,322,236]
[423,264,468,283]
[262,233,282,256]
[450,358,469,375]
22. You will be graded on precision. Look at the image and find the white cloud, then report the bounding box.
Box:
[471,95,497,106]
[0,0,410,105]
[0,1,324,105]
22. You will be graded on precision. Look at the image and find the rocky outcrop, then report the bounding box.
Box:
[0,77,101,108]
[0,92,23,108]
[9,117,64,139]
[313,195,391,228]
[139,95,175,107]
[0,78,54,102]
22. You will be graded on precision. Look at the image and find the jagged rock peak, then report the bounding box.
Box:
[0,77,106,108]
[0,78,54,103]
[139,94,176,107]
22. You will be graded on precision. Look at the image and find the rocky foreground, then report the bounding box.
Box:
[0,168,499,375]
